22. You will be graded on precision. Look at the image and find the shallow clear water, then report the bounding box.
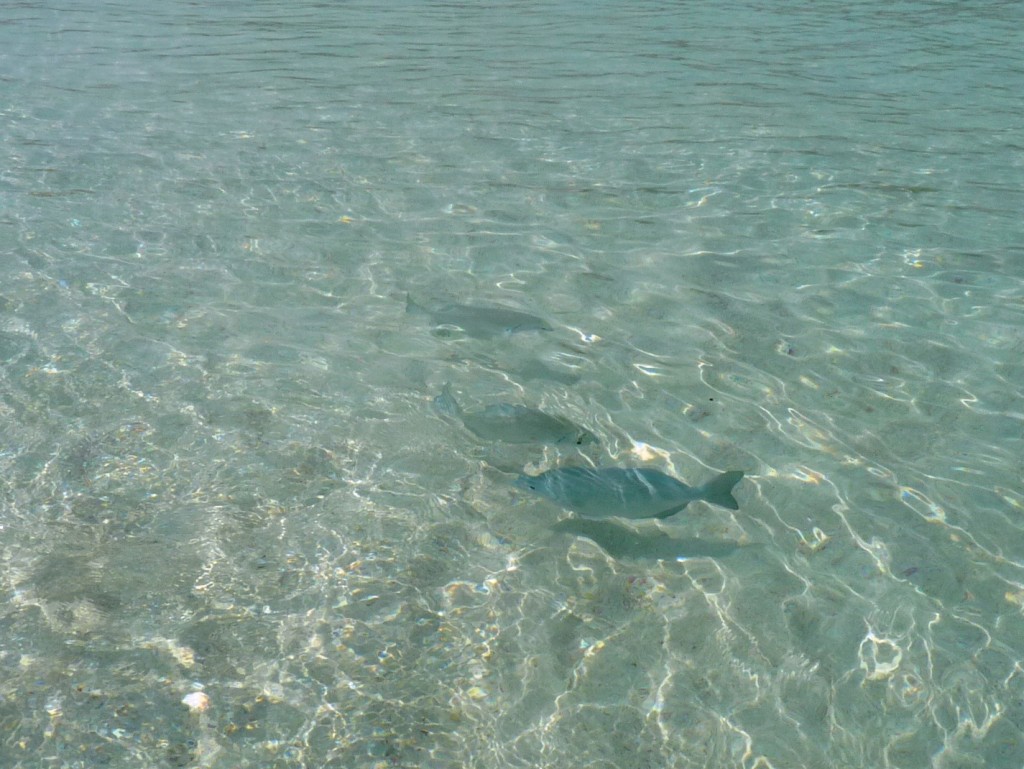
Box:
[2,1,1023,767]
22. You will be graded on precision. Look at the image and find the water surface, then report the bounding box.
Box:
[2,1,1023,767]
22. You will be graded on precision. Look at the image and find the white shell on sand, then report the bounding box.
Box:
[181,691,211,712]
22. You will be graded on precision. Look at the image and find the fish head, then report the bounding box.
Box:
[572,429,598,446]
[513,474,541,492]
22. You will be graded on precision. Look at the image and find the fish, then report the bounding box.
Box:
[514,466,744,519]
[434,384,596,445]
[550,518,742,561]
[406,295,552,337]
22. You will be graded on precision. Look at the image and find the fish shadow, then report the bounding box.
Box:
[550,517,743,562]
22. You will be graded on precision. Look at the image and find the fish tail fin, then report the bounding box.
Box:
[405,293,427,315]
[699,470,744,510]
[432,383,462,418]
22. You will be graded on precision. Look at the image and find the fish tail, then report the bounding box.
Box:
[699,470,744,510]
[432,383,462,418]
[405,293,428,315]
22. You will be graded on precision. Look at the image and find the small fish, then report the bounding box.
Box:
[434,384,595,445]
[550,518,741,561]
[407,295,552,337]
[515,466,744,519]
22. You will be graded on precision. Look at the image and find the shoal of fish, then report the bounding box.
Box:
[411,296,746,539]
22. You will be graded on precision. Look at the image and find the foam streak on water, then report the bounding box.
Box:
[1,1,1023,767]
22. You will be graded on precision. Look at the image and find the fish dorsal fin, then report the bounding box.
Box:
[432,383,463,418]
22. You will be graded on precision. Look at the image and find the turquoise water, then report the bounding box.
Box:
[2,1,1023,767]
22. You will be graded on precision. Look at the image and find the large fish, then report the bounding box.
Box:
[434,384,595,445]
[515,466,744,519]
[407,295,552,337]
